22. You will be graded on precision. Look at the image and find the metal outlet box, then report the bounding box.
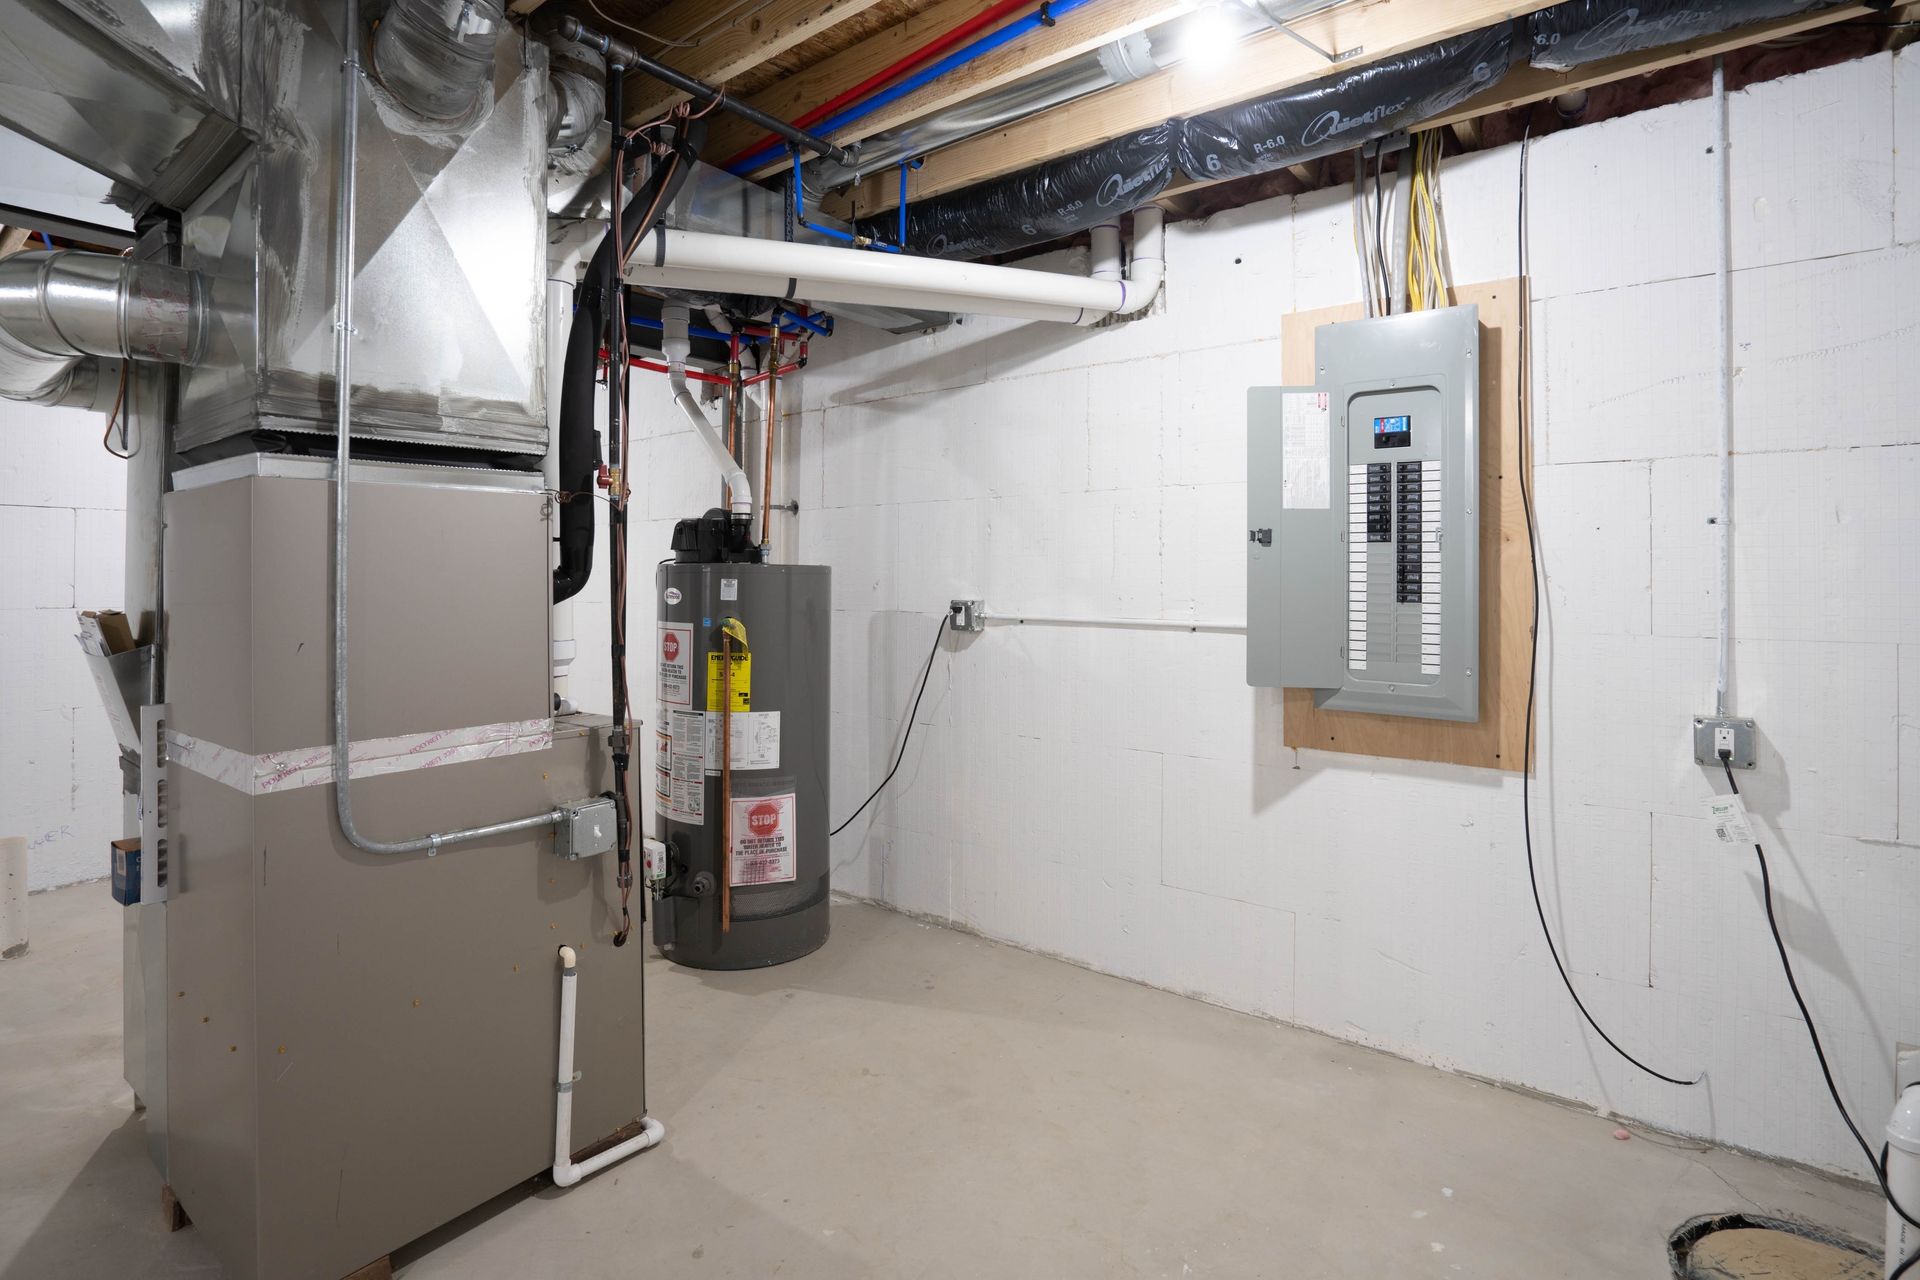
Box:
[1248,305,1481,722]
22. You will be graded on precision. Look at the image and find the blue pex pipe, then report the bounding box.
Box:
[727,0,1100,176]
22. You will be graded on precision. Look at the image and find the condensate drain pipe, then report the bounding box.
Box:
[552,945,665,1187]
[662,303,754,523]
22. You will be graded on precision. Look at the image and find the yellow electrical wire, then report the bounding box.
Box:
[1407,131,1449,311]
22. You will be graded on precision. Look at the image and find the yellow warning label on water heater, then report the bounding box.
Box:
[706,651,751,711]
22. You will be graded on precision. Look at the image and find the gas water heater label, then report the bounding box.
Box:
[706,650,751,710]
[661,709,709,823]
[729,792,796,887]
[701,711,780,774]
[658,624,693,709]
[1281,390,1331,510]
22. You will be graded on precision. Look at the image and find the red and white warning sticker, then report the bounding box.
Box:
[729,792,796,887]
[658,624,692,708]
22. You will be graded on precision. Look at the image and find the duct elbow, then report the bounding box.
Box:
[0,251,206,402]
[373,0,505,122]
[543,38,606,153]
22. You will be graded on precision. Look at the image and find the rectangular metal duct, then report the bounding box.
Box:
[0,0,245,212]
[175,2,549,454]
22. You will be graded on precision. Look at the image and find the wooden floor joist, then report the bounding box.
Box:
[619,0,896,124]
[826,0,1878,217]
[732,0,1201,179]
[827,0,1564,215]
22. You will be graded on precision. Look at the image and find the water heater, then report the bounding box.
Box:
[654,513,831,969]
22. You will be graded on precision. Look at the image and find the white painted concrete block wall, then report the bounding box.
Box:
[0,400,128,890]
[768,53,1917,1177]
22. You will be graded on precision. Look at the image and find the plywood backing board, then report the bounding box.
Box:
[1280,279,1532,773]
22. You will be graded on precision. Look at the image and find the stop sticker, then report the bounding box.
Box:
[729,792,796,886]
[662,632,680,662]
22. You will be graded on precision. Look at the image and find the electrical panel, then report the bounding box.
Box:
[1247,305,1481,722]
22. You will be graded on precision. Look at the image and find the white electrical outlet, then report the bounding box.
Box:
[1693,716,1757,768]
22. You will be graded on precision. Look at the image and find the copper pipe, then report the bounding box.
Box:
[720,630,733,934]
[759,346,778,548]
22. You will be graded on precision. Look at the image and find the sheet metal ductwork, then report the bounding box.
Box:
[0,250,206,403]
[373,0,507,121]
[871,0,1837,260]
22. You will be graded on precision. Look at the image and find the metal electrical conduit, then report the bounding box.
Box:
[332,0,562,857]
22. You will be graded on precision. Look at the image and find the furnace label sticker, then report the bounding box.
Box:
[706,649,751,711]
[1281,390,1331,510]
[664,709,708,824]
[702,710,780,774]
[658,624,693,709]
[729,792,796,887]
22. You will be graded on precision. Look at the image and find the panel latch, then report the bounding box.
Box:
[1249,528,1272,546]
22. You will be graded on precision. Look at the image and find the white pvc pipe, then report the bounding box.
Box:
[1089,220,1122,285]
[627,215,1167,325]
[662,304,753,520]
[552,945,665,1188]
[1711,56,1733,717]
[1889,1085,1920,1278]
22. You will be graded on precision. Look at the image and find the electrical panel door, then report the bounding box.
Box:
[1247,305,1480,722]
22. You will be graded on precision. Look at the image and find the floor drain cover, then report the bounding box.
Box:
[1669,1212,1880,1279]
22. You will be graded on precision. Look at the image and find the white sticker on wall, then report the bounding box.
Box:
[658,624,693,708]
[729,792,796,886]
[1282,390,1331,510]
[1706,795,1753,846]
[720,578,738,602]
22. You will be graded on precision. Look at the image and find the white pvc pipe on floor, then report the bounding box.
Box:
[552,945,664,1188]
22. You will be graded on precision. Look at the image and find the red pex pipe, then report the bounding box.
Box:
[720,0,1033,172]
[628,357,730,385]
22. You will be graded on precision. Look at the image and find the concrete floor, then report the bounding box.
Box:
[0,882,1883,1279]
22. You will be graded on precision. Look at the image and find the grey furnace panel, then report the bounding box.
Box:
[1247,305,1480,723]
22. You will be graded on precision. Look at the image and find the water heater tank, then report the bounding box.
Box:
[654,521,830,969]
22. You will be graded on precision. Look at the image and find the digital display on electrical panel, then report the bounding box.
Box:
[1372,414,1411,449]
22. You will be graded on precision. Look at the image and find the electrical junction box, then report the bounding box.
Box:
[1247,304,1481,722]
[556,796,618,860]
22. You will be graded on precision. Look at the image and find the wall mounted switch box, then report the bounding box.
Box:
[1247,305,1481,722]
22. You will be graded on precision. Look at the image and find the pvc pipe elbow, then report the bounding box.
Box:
[558,945,577,967]
[1891,1083,1920,1156]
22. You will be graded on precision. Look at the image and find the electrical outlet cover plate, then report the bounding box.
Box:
[1693,716,1756,768]
[949,599,984,633]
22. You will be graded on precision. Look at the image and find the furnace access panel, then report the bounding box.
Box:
[1247,305,1480,722]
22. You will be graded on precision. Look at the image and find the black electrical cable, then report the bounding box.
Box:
[1515,124,1699,1088]
[1719,756,1920,1265]
[830,613,948,838]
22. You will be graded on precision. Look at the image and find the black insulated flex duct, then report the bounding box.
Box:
[863,124,1178,260]
[1177,24,1518,184]
[1527,0,1846,71]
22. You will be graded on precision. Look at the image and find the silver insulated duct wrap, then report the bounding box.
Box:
[0,249,206,402]
[373,0,505,120]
